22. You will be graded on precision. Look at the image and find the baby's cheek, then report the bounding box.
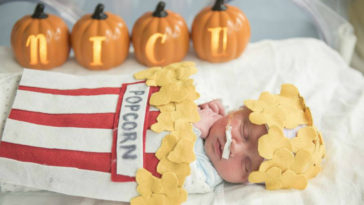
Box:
[216,159,245,183]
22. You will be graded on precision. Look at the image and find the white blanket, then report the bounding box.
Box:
[1,38,364,205]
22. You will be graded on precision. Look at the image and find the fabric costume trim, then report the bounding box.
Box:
[246,84,325,190]
[131,62,200,205]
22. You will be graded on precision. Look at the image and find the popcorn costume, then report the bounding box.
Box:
[0,62,325,204]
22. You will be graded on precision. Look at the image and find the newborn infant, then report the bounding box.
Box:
[184,99,267,192]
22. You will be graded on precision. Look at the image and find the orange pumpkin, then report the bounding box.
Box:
[132,1,189,67]
[191,0,250,63]
[71,4,129,70]
[11,3,70,70]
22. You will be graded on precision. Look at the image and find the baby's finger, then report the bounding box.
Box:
[212,100,225,115]
[217,103,225,115]
[200,104,209,110]
[209,103,219,114]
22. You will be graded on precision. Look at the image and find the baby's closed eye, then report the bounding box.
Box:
[240,121,249,142]
[243,157,252,174]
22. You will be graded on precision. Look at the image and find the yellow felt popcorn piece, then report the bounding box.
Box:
[303,164,321,179]
[258,160,275,172]
[151,112,176,133]
[133,171,186,205]
[248,171,266,183]
[249,167,284,190]
[165,188,188,205]
[318,144,325,159]
[245,92,278,116]
[189,91,200,102]
[318,132,324,145]
[156,134,179,160]
[317,133,326,159]
[265,167,283,190]
[157,158,191,186]
[130,196,147,205]
[171,120,197,142]
[159,172,179,195]
[164,61,197,80]
[150,91,170,106]
[149,79,198,106]
[258,148,294,172]
[167,79,198,103]
[279,86,309,129]
[304,107,313,126]
[168,138,196,163]
[270,148,295,171]
[157,103,176,113]
[146,80,157,87]
[290,126,317,153]
[258,126,292,159]
[280,84,299,98]
[313,133,326,161]
[135,168,159,197]
[153,69,177,86]
[249,106,286,128]
[282,107,308,129]
[155,172,188,205]
[130,194,166,205]
[244,99,264,112]
[163,173,186,202]
[290,150,312,174]
[281,170,307,190]
[311,143,325,167]
[175,100,200,123]
[174,65,197,80]
[134,66,162,80]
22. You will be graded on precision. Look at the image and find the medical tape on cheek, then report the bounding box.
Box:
[222,125,232,159]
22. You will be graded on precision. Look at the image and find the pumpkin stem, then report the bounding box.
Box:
[153,1,168,17]
[212,0,227,11]
[92,3,108,20]
[32,3,48,19]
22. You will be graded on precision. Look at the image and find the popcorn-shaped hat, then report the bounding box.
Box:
[246,84,325,190]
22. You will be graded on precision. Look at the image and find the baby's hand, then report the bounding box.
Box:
[199,99,226,116]
[194,100,225,139]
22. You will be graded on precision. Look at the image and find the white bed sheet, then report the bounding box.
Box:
[0,38,364,204]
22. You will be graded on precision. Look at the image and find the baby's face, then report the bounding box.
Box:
[204,106,267,183]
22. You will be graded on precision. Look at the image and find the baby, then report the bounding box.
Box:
[184,99,267,193]
[195,99,267,183]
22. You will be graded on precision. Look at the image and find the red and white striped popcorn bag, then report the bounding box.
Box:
[0,69,166,202]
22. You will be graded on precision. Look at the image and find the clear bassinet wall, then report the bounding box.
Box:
[0,0,360,70]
